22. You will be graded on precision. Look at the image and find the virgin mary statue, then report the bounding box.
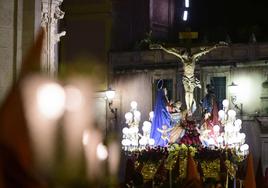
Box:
[150,80,172,146]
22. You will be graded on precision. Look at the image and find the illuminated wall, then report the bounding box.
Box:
[0,0,41,103]
[112,69,177,132]
[0,0,16,103]
[232,63,267,115]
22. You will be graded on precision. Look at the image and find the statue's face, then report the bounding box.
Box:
[174,102,182,108]
[182,51,190,59]
[163,88,167,95]
[207,85,215,93]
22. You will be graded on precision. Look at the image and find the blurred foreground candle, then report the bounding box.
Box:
[64,85,84,112]
[108,140,120,176]
[21,75,62,172]
[36,82,66,119]
[83,129,104,181]
[82,129,90,146]
[63,79,94,164]
[97,143,108,160]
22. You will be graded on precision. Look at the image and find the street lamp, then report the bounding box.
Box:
[228,82,238,95]
[228,82,243,116]
[105,88,117,116]
[105,87,118,135]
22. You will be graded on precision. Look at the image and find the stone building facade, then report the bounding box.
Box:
[0,0,65,103]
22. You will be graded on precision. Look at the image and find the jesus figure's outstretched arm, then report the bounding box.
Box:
[149,44,184,62]
[192,41,228,61]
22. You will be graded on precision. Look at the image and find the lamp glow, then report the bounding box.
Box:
[122,127,129,135]
[131,127,139,133]
[149,111,154,121]
[149,139,155,146]
[222,99,229,108]
[122,139,130,146]
[200,95,248,155]
[139,138,147,145]
[134,111,141,120]
[240,144,249,152]
[183,11,188,21]
[208,138,215,145]
[239,133,246,139]
[37,83,66,119]
[130,101,138,109]
[142,121,151,132]
[218,110,225,120]
[228,82,239,95]
[217,136,223,144]
[96,143,108,160]
[105,88,115,100]
[125,112,133,121]
[234,119,242,126]
[213,125,220,132]
[185,0,189,8]
[82,130,90,146]
[228,110,236,119]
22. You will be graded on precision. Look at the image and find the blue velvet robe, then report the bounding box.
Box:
[150,89,171,146]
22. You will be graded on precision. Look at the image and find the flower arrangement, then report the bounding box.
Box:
[125,143,247,184]
[136,146,168,165]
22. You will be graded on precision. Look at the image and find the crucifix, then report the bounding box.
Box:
[150,41,228,114]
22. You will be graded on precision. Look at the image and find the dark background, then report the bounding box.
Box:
[60,0,268,63]
[176,0,268,43]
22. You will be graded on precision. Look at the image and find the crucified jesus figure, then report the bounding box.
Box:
[150,42,228,114]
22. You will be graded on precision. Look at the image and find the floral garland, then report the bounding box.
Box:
[126,143,247,185]
[135,146,168,165]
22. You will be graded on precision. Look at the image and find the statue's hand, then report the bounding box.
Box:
[149,43,163,50]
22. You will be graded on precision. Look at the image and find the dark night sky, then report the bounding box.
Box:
[177,0,268,42]
[195,0,266,26]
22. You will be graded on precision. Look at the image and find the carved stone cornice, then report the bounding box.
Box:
[110,43,268,69]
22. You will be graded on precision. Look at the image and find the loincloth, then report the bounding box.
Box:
[182,76,201,91]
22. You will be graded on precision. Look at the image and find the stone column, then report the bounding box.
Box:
[41,0,65,76]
